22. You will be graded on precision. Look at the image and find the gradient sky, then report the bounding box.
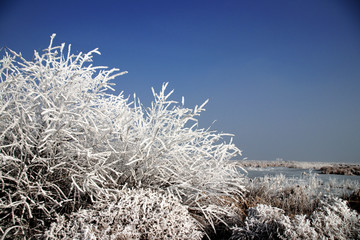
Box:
[1,0,359,163]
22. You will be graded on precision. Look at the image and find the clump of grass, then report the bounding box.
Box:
[244,174,322,216]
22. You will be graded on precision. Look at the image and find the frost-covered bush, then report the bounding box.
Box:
[231,197,360,240]
[230,204,290,240]
[45,188,203,240]
[230,204,317,240]
[0,35,245,238]
[310,197,360,240]
[284,215,319,240]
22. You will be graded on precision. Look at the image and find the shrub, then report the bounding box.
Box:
[45,188,203,240]
[230,204,318,240]
[310,197,360,240]
[230,204,290,240]
[0,35,245,238]
[231,197,360,240]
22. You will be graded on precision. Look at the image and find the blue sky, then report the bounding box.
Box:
[1,0,359,163]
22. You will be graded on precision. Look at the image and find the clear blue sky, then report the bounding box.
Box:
[1,0,359,163]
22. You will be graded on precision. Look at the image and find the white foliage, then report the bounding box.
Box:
[231,204,292,240]
[284,215,319,240]
[45,188,203,240]
[231,197,360,240]
[0,35,245,238]
[310,197,360,240]
[230,204,318,240]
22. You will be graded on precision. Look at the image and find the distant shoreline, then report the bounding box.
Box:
[234,160,360,176]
